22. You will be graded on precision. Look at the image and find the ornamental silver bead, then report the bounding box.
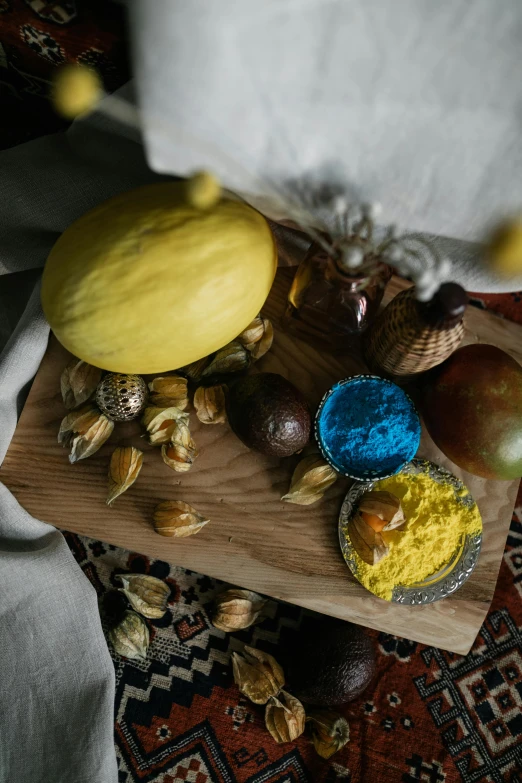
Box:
[95,373,148,422]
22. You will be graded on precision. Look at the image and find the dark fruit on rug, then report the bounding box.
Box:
[284,617,376,707]
[100,589,129,628]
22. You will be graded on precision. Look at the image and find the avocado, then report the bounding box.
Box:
[226,372,311,457]
[284,617,376,707]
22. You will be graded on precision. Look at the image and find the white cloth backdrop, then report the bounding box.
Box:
[3,1,522,778]
[131,0,522,293]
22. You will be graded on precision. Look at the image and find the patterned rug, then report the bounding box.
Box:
[2,2,522,780]
[63,505,522,783]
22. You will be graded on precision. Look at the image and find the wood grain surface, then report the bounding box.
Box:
[1,269,520,654]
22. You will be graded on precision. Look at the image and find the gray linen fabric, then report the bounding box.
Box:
[0,277,119,783]
[0,93,166,783]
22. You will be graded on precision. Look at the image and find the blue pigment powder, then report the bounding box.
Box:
[316,377,421,479]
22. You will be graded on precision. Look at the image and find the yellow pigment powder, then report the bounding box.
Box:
[352,469,482,601]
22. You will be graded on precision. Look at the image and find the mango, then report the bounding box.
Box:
[422,344,522,480]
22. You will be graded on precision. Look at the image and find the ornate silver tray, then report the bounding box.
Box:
[338,459,483,604]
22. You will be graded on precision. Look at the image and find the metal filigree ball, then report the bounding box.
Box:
[95,373,148,422]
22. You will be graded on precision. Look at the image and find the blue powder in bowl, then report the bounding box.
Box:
[315,376,421,480]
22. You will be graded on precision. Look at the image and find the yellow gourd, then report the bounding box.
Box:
[486,218,522,277]
[41,182,277,373]
[52,65,102,119]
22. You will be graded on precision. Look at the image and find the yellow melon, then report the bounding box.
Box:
[41,182,277,373]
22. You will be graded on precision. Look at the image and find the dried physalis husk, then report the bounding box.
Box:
[358,490,405,532]
[108,610,149,660]
[348,511,389,566]
[194,385,227,425]
[265,690,306,744]
[250,319,274,361]
[237,314,265,348]
[58,404,114,463]
[232,645,285,705]
[142,406,189,445]
[201,341,250,377]
[60,358,102,409]
[148,375,189,409]
[179,356,210,383]
[307,709,350,759]
[212,589,267,632]
[107,446,143,505]
[281,454,338,506]
[153,500,209,537]
[237,315,274,361]
[116,573,170,619]
[161,420,197,472]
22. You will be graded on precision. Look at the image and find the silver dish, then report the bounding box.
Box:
[315,374,421,482]
[338,458,483,604]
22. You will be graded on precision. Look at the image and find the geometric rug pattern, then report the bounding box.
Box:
[65,505,522,783]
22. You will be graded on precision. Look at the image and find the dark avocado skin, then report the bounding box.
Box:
[422,344,522,481]
[285,618,376,707]
[226,373,311,457]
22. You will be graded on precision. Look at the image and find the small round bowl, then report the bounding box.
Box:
[315,375,421,481]
[338,459,483,604]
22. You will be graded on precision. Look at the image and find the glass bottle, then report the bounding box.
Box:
[283,240,392,345]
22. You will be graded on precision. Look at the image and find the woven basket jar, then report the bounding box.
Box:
[364,285,466,377]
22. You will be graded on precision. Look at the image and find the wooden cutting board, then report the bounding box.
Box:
[1,269,520,655]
